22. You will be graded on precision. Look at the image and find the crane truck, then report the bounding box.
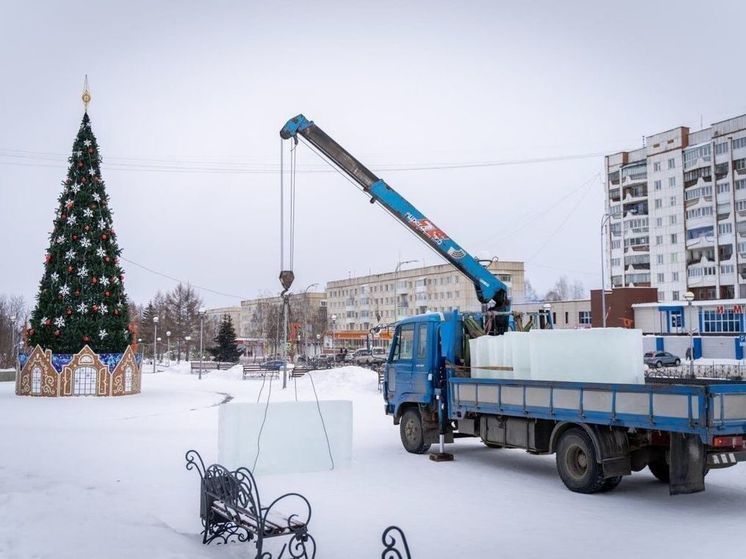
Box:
[280,114,746,495]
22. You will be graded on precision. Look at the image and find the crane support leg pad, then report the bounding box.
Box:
[429,452,454,462]
[669,433,706,495]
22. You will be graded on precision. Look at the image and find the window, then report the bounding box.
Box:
[670,311,683,329]
[657,273,665,283]
[655,199,662,209]
[672,272,679,281]
[670,196,677,206]
[655,235,663,246]
[733,137,746,150]
[611,240,621,249]
[656,217,663,227]
[737,200,746,212]
[124,365,133,392]
[653,161,661,172]
[737,179,746,191]
[686,206,713,219]
[578,311,592,325]
[611,257,621,267]
[656,254,664,265]
[669,215,677,225]
[715,142,729,155]
[718,182,731,194]
[564,311,569,324]
[669,177,677,187]
[672,290,680,300]
[721,264,735,274]
[31,366,42,395]
[719,223,733,235]
[654,180,662,191]
[73,366,97,396]
[668,158,676,169]
[416,324,428,360]
[702,310,742,333]
[671,233,678,244]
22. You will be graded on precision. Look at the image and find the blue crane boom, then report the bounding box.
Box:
[280,114,510,316]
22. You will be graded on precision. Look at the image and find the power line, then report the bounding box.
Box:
[119,256,248,300]
[0,147,608,175]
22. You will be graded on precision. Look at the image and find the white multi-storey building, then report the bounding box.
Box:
[606,114,746,301]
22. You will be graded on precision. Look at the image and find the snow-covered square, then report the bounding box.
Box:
[1,365,745,559]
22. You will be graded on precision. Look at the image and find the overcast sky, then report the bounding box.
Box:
[2,0,746,310]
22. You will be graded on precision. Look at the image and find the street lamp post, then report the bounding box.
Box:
[9,314,16,372]
[393,259,417,322]
[330,314,337,351]
[152,316,159,374]
[600,213,611,328]
[137,338,144,367]
[185,336,191,362]
[316,333,321,357]
[166,331,171,366]
[199,308,206,380]
[683,291,695,378]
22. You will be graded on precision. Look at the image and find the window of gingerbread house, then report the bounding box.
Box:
[73,366,97,396]
[124,365,133,392]
[31,366,42,395]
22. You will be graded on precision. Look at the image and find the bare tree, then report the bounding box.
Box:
[0,295,28,368]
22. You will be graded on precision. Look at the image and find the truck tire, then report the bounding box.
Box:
[400,408,431,454]
[483,442,503,449]
[555,428,607,494]
[648,458,669,483]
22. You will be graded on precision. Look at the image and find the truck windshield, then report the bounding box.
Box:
[392,324,415,361]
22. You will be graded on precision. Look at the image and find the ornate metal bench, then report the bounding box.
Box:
[185,450,315,559]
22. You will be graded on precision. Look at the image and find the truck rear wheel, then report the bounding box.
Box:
[556,428,607,494]
[400,408,431,454]
[648,458,669,483]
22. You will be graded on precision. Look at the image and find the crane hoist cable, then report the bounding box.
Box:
[278,138,296,295]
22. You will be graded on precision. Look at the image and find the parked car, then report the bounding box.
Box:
[644,351,681,368]
[260,359,294,371]
[353,348,388,366]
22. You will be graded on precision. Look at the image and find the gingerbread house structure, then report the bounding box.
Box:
[17,344,141,397]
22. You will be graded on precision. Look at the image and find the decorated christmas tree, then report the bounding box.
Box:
[27,106,132,353]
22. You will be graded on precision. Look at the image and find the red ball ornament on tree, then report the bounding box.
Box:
[67,266,74,273]
[80,177,87,185]
[74,290,80,297]
[84,225,90,232]
[28,328,35,337]
[72,234,78,241]
[89,203,96,209]
[104,256,111,263]
[60,213,67,220]
[88,147,94,154]
[113,309,120,316]
[77,160,83,168]
[65,178,72,186]
[91,305,99,313]
[45,254,52,263]
[90,276,98,285]
[66,308,73,316]
[82,335,90,343]
[44,319,52,327]
[101,234,108,240]
[105,291,111,298]
[54,330,61,337]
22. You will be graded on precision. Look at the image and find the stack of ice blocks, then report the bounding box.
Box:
[468,328,644,384]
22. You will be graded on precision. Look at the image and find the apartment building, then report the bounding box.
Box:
[204,306,241,333]
[325,260,524,346]
[606,114,746,301]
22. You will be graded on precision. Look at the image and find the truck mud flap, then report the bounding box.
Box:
[669,433,705,495]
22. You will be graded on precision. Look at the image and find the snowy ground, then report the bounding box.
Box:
[1,364,745,559]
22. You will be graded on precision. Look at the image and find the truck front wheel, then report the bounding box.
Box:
[555,428,608,494]
[400,408,431,454]
[648,458,670,483]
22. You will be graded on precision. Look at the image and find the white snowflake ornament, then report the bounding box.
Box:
[54,316,65,328]
[64,249,76,261]
[59,284,70,297]
[80,237,91,248]
[83,208,93,218]
[83,139,92,147]
[77,302,88,314]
